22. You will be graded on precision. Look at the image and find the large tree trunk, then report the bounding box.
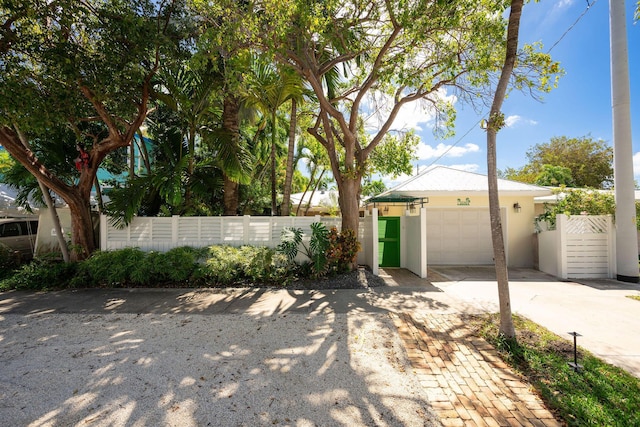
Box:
[338,176,361,238]
[486,0,524,339]
[222,95,241,216]
[67,194,96,260]
[281,99,297,216]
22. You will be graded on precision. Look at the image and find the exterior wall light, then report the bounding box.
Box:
[513,202,522,213]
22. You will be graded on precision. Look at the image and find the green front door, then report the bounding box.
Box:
[378,217,400,267]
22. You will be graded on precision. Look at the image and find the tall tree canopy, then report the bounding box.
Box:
[502,135,613,189]
[196,0,560,236]
[0,0,188,258]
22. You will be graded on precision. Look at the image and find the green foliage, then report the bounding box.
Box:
[369,131,419,179]
[203,245,289,285]
[71,247,147,287]
[326,227,361,274]
[536,188,615,229]
[277,227,304,262]
[277,223,360,276]
[1,245,295,290]
[535,164,574,187]
[503,136,613,189]
[130,247,208,286]
[0,149,13,178]
[0,243,20,280]
[277,222,331,277]
[308,222,330,275]
[361,178,386,198]
[197,0,561,232]
[476,313,640,427]
[0,259,77,291]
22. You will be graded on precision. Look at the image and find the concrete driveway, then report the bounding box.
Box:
[429,265,640,378]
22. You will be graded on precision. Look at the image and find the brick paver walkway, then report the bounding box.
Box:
[391,313,563,427]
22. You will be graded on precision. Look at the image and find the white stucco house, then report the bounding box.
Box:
[367,165,551,270]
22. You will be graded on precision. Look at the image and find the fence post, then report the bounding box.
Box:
[420,207,427,278]
[371,207,379,276]
[243,215,250,245]
[607,215,616,278]
[100,214,107,251]
[558,214,568,279]
[172,215,179,246]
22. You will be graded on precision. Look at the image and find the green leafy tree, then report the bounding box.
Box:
[368,131,420,180]
[537,188,616,228]
[0,149,13,178]
[534,164,574,187]
[196,0,560,252]
[362,179,386,198]
[503,135,612,188]
[0,0,187,259]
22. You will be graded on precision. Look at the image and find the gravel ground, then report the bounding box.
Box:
[0,291,438,426]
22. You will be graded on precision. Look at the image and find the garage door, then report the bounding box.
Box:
[426,208,494,265]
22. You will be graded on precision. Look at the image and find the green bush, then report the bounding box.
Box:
[203,245,290,286]
[326,227,361,274]
[71,247,146,287]
[277,222,330,277]
[129,247,208,286]
[0,243,20,280]
[0,258,77,291]
[1,245,295,291]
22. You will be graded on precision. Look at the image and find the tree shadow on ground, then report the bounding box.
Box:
[0,288,442,426]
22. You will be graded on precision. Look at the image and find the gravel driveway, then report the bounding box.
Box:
[0,303,439,426]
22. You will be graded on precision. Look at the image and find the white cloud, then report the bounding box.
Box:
[555,0,574,10]
[505,115,538,128]
[417,142,480,160]
[362,88,457,133]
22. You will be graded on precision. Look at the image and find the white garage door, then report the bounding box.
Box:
[426,208,495,265]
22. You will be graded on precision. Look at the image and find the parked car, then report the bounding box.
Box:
[0,218,38,261]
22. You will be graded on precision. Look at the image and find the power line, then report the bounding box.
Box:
[420,1,599,172]
[422,115,485,172]
[547,0,599,53]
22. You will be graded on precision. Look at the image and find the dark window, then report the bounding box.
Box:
[1,223,21,237]
[25,221,38,234]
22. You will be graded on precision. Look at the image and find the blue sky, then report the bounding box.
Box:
[394,0,640,184]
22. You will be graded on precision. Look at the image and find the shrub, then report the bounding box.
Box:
[277,222,330,277]
[1,245,295,290]
[536,188,616,230]
[0,258,77,291]
[0,243,20,280]
[203,245,291,286]
[326,227,361,274]
[129,247,207,286]
[71,247,146,287]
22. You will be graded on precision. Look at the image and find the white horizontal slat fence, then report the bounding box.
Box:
[537,214,615,279]
[100,214,345,252]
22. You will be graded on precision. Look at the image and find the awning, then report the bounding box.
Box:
[365,195,428,206]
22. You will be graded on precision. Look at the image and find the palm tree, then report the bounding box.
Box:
[105,63,252,224]
[244,55,305,215]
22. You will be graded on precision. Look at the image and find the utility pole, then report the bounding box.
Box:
[609,0,638,282]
